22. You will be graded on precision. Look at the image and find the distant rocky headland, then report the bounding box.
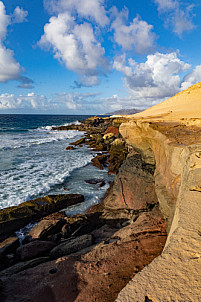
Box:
[0,82,201,301]
[104,108,141,116]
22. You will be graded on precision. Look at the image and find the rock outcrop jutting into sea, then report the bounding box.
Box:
[0,83,200,301]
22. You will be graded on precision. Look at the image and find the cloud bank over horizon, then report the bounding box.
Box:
[0,0,201,114]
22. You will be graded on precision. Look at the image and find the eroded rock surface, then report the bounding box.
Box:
[116,117,201,302]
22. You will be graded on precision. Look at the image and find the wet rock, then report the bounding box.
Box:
[91,157,104,170]
[66,146,75,150]
[91,154,108,170]
[0,194,84,236]
[70,137,85,146]
[50,234,94,259]
[85,179,105,185]
[16,241,56,261]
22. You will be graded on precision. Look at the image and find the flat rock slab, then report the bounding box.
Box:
[0,194,84,236]
[16,241,56,261]
[50,234,94,259]
[0,257,49,278]
[27,217,66,241]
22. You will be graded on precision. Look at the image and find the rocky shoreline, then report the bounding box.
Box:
[0,116,167,302]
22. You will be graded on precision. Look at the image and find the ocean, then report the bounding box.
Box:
[0,114,113,213]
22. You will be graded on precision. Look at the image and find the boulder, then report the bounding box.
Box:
[103,133,115,141]
[70,137,85,146]
[50,234,94,259]
[91,157,104,170]
[104,126,119,136]
[16,241,56,261]
[0,194,84,236]
[27,214,66,241]
[66,146,75,150]
[0,237,19,259]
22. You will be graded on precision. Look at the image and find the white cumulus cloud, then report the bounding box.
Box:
[0,2,31,85]
[12,6,28,23]
[181,65,201,90]
[111,8,156,54]
[43,0,109,27]
[0,92,49,110]
[0,45,21,82]
[154,0,195,37]
[113,51,191,107]
[39,12,107,82]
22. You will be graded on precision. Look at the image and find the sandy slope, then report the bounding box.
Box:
[130,82,201,122]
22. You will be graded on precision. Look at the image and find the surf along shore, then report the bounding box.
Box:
[0,82,200,301]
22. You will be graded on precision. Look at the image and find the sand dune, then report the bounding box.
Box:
[131,82,201,122]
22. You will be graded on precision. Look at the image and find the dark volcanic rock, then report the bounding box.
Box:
[0,194,84,236]
[50,234,93,259]
[16,241,56,261]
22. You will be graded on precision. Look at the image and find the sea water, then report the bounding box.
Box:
[0,114,113,213]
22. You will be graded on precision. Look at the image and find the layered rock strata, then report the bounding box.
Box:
[116,119,201,301]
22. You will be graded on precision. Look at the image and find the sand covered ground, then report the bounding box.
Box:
[128,82,201,125]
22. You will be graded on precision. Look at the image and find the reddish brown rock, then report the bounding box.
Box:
[91,157,104,170]
[104,126,119,135]
[0,207,166,302]
[66,146,75,150]
[16,241,56,261]
[104,153,158,210]
[70,137,85,146]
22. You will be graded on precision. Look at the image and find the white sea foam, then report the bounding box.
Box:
[0,129,83,150]
[0,145,95,209]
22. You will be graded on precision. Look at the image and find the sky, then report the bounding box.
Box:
[0,0,201,115]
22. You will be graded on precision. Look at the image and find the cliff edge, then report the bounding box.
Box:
[116,83,201,302]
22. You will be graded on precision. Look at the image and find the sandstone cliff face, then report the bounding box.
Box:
[117,119,201,302]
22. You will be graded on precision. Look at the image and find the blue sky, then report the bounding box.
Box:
[0,0,201,114]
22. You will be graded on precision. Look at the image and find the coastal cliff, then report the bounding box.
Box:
[116,83,201,301]
[0,83,200,301]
